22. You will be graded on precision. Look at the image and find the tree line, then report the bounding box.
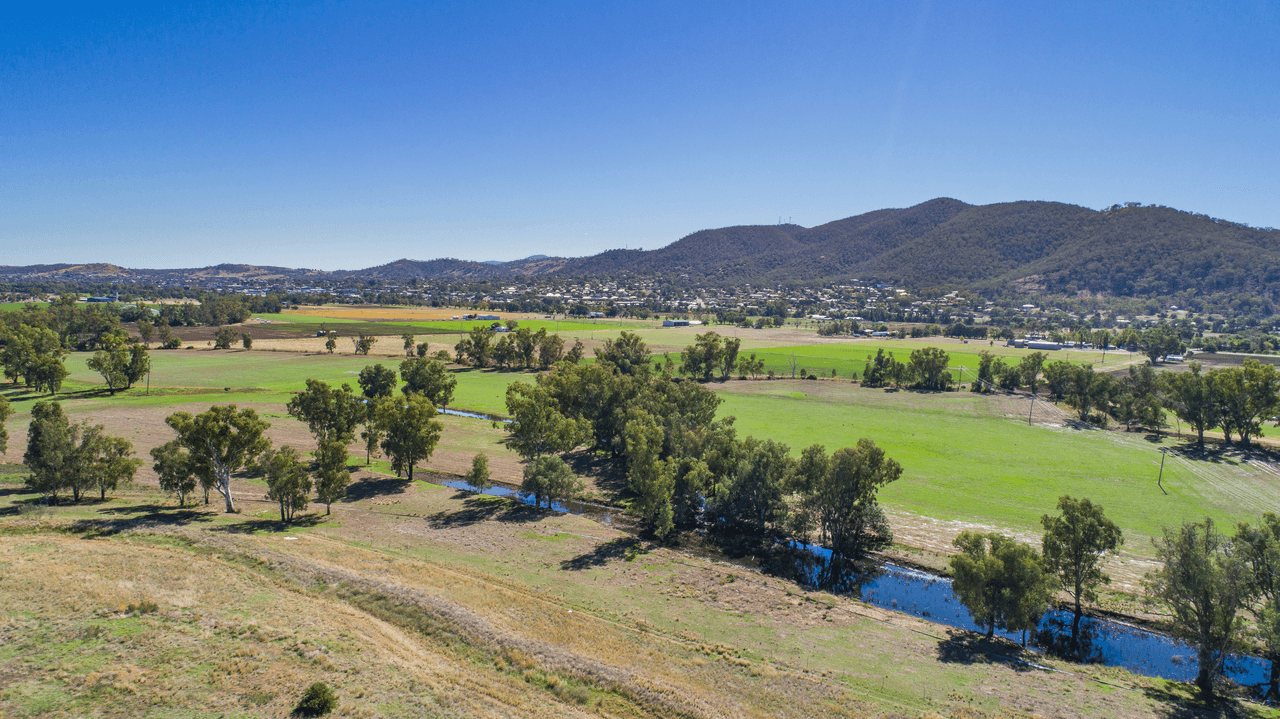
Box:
[135,357,457,519]
[453,324,585,370]
[503,331,904,585]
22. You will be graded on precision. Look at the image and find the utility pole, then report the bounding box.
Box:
[1158,449,1167,494]
[1028,395,1034,425]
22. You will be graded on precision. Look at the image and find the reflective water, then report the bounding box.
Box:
[437,471,1274,690]
[439,479,591,515]
[439,408,512,422]
[792,542,1272,688]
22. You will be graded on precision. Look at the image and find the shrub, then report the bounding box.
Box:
[126,598,159,615]
[294,682,337,716]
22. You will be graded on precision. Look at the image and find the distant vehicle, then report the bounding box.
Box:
[1026,340,1062,351]
[1164,354,1184,362]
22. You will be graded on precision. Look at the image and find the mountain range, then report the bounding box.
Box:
[4,199,1278,298]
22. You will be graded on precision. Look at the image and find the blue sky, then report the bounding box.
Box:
[3,1,1277,270]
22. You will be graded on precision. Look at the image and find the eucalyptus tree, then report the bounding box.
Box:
[374,394,443,481]
[1041,496,1124,654]
[1146,518,1250,699]
[286,379,365,445]
[399,358,457,407]
[262,446,312,523]
[165,405,272,513]
[1161,362,1221,448]
[951,532,1054,645]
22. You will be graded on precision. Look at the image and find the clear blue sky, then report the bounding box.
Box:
[3,1,1277,270]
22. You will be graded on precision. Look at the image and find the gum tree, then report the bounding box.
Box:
[1041,495,1124,655]
[165,405,271,513]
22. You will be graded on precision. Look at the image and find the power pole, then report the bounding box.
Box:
[1157,449,1167,494]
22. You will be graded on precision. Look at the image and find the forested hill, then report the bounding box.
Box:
[557,199,1280,297]
[4,199,1278,299]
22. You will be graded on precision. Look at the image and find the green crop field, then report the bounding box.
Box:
[715,380,1275,542]
[252,313,641,338]
[251,312,364,324]
[741,341,1134,382]
[51,350,522,415]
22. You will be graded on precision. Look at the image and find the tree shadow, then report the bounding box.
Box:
[560,536,643,571]
[342,476,412,503]
[0,486,32,497]
[62,505,217,537]
[0,385,58,402]
[562,450,627,500]
[935,631,1035,673]
[1166,442,1280,469]
[207,513,326,534]
[425,494,547,529]
[1138,682,1241,719]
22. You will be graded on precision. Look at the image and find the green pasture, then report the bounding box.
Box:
[715,380,1274,542]
[9,350,522,416]
[14,347,1271,550]
[255,312,640,337]
[251,312,363,325]
[740,341,1134,382]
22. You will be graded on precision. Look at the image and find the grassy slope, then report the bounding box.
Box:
[1,468,1265,719]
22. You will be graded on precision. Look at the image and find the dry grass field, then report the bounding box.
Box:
[2,458,1277,719]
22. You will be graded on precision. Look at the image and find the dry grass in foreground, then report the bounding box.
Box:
[2,471,1278,718]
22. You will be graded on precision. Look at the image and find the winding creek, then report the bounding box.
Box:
[438,475,1275,693]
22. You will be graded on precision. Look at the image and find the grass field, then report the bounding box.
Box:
[9,349,1276,557]
[0,302,49,311]
[742,341,1134,382]
[717,380,1276,544]
[252,311,644,339]
[7,346,1280,715]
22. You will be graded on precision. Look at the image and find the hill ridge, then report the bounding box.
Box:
[3,198,1277,298]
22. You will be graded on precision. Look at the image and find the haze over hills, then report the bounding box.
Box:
[4,199,1278,298]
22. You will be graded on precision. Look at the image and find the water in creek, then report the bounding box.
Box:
[787,542,1273,690]
[438,479,598,517]
[439,408,512,422]
[437,471,1273,692]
